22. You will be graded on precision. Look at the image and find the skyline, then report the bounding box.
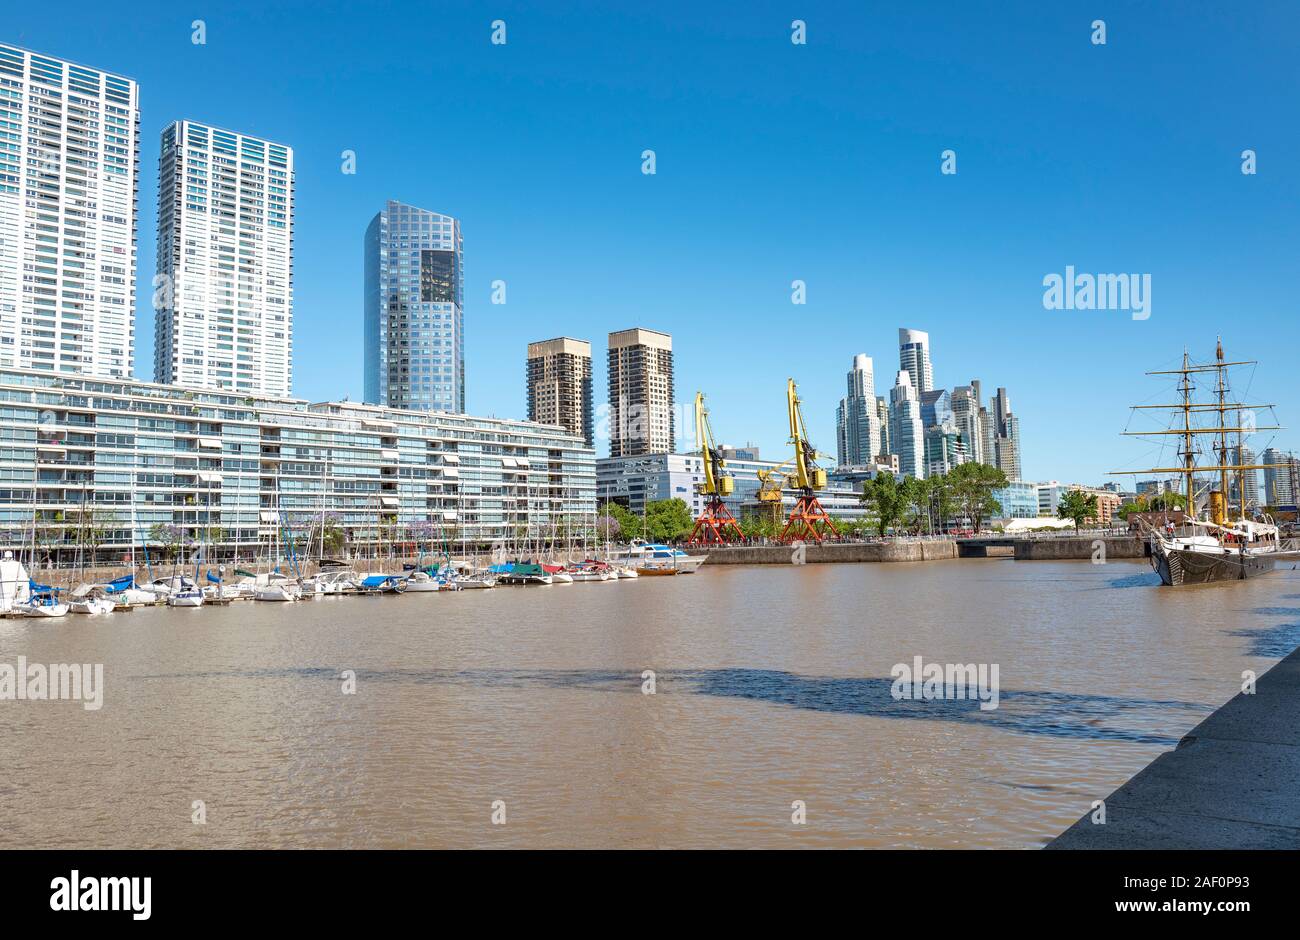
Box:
[4,1,1298,484]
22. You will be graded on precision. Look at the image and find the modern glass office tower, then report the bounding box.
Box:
[154,121,294,396]
[0,44,139,378]
[898,328,933,394]
[920,388,965,476]
[888,370,925,479]
[835,353,880,467]
[364,200,464,413]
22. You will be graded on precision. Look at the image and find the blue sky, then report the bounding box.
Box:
[10,0,1299,483]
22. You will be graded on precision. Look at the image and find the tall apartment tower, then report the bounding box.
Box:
[1230,445,1260,510]
[876,396,890,458]
[363,200,464,412]
[951,383,986,465]
[608,327,674,457]
[898,328,934,394]
[0,44,139,377]
[835,353,881,467]
[155,121,293,395]
[527,337,593,446]
[888,370,925,479]
[987,387,1022,481]
[1262,448,1297,507]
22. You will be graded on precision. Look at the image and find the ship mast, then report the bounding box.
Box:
[1112,342,1284,522]
[1213,339,1231,522]
[1180,349,1195,511]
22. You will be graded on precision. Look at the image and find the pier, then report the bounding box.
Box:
[1048,644,1300,849]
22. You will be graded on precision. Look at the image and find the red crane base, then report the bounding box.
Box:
[779,494,839,543]
[688,497,745,545]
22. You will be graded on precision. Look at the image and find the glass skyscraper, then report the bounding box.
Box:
[889,370,925,479]
[364,200,464,413]
[898,328,933,394]
[835,353,880,467]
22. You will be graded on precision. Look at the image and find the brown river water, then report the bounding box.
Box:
[2,558,1298,849]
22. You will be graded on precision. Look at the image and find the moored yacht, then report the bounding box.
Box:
[611,540,706,574]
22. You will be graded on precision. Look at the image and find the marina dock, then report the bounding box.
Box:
[1048,643,1300,849]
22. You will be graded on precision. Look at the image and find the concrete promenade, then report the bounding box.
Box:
[1049,644,1300,849]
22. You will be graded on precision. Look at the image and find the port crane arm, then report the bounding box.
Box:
[776,378,838,543]
[695,392,725,496]
[687,392,743,545]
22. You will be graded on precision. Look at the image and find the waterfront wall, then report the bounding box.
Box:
[1013,536,1146,560]
[689,540,958,565]
[691,536,1146,565]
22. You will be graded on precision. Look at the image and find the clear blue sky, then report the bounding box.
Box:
[11,0,1299,483]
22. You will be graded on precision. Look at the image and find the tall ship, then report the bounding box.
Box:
[1114,341,1300,586]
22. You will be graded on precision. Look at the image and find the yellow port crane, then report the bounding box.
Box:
[688,392,744,544]
[776,378,839,543]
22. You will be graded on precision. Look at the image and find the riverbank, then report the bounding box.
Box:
[1048,643,1300,849]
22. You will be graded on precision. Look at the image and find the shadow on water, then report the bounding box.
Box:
[137,666,1207,746]
[1105,571,1162,589]
[1227,608,1300,658]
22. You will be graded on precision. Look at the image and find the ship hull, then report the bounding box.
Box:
[1155,547,1276,586]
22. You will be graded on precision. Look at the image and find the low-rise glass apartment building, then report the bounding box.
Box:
[596,453,870,522]
[0,369,594,563]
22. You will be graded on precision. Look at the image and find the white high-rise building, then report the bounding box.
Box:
[889,370,925,479]
[0,44,139,377]
[835,353,881,467]
[154,120,294,395]
[898,328,933,394]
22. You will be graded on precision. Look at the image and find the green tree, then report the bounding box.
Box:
[599,502,643,541]
[1149,491,1187,513]
[644,498,694,542]
[148,523,184,562]
[1056,489,1099,533]
[900,476,932,534]
[860,473,909,536]
[921,474,960,533]
[946,462,1008,533]
[1118,495,1149,521]
[739,513,779,540]
[835,517,876,538]
[68,507,117,562]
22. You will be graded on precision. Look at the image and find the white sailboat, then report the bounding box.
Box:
[0,549,31,614]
